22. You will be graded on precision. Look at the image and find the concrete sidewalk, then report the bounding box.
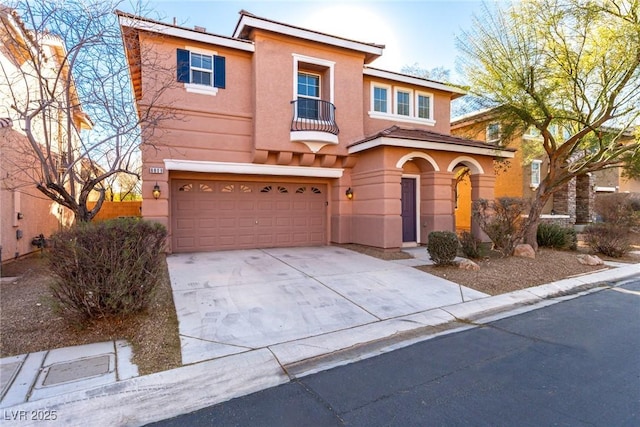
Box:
[0,249,637,426]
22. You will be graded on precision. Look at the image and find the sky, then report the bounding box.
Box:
[123,0,501,84]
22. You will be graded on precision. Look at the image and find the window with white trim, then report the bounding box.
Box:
[524,125,541,139]
[395,88,412,116]
[297,72,321,119]
[486,122,500,142]
[416,92,433,120]
[176,48,225,95]
[368,82,435,125]
[373,86,389,113]
[531,159,542,187]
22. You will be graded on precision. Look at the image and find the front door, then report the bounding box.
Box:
[401,178,417,242]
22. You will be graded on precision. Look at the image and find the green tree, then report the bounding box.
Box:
[457,0,640,250]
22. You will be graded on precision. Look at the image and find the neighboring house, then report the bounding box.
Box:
[0,7,89,262]
[117,10,514,253]
[451,109,639,230]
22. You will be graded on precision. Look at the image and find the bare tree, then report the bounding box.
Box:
[457,0,640,250]
[401,63,451,83]
[0,0,175,222]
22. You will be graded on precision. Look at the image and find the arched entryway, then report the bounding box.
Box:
[447,157,491,240]
[396,152,444,245]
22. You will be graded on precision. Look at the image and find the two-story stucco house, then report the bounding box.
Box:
[117,10,514,253]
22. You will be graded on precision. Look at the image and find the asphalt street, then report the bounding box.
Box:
[150,278,640,427]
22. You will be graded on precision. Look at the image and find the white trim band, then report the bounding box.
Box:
[363,67,466,95]
[164,159,344,178]
[118,16,255,52]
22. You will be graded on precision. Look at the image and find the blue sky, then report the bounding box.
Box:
[127,0,499,83]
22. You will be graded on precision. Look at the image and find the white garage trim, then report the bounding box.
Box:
[164,159,344,178]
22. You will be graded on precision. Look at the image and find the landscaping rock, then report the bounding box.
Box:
[577,254,604,266]
[513,244,535,259]
[457,258,480,271]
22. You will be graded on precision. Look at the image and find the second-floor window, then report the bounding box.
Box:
[396,90,411,116]
[176,48,225,95]
[373,86,388,113]
[190,53,213,85]
[486,123,500,142]
[531,160,542,187]
[369,83,434,125]
[416,93,432,119]
[297,72,320,119]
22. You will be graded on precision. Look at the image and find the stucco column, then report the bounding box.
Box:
[470,174,496,242]
[421,171,455,241]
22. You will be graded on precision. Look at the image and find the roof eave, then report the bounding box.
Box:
[116,12,255,52]
[348,135,515,159]
[232,12,384,62]
[363,67,467,97]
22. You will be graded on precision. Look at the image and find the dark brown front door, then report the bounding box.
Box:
[401,178,416,242]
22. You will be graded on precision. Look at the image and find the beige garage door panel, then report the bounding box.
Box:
[172,180,327,252]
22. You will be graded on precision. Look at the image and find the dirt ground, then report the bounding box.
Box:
[0,254,181,375]
[2,237,638,374]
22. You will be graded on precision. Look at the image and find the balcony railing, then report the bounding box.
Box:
[290,99,339,135]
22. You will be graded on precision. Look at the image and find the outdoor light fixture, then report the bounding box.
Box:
[152,183,161,199]
[345,187,353,200]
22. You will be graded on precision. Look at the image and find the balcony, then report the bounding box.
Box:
[290,99,339,153]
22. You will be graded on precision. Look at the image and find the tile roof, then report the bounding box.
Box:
[349,125,516,152]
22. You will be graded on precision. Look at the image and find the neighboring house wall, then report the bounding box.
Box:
[0,8,78,262]
[0,128,64,261]
[452,113,638,227]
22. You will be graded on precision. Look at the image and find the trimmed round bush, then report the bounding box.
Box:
[427,231,459,265]
[48,218,167,320]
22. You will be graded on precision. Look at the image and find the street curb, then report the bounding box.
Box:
[1,263,638,426]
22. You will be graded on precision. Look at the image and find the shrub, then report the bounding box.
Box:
[458,231,482,259]
[472,197,528,256]
[427,231,459,265]
[537,223,577,250]
[594,193,640,227]
[48,218,167,320]
[583,223,631,258]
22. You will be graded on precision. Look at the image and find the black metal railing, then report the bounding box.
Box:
[290,99,339,135]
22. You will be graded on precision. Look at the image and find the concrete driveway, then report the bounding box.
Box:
[167,246,488,365]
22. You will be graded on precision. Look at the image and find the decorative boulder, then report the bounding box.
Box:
[513,244,535,259]
[457,258,480,271]
[577,254,604,266]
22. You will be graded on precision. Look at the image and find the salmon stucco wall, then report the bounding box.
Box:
[138,31,255,231]
[362,76,453,138]
[251,31,365,156]
[1,131,66,262]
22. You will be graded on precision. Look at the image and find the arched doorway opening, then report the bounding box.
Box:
[396,152,439,245]
[447,157,485,235]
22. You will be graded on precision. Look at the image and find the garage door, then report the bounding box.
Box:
[171,180,327,252]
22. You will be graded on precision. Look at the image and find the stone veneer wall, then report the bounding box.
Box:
[552,177,576,223]
[575,174,595,224]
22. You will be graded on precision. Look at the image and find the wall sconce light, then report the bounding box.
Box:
[16,212,23,220]
[152,183,161,199]
[345,187,353,200]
